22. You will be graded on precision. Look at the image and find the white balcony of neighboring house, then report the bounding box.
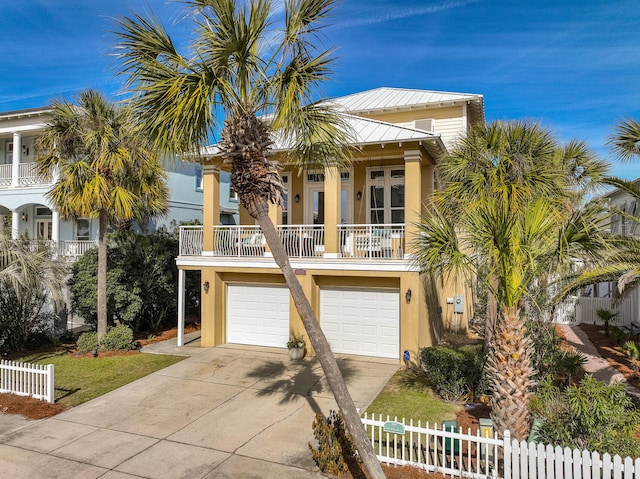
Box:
[24,239,99,261]
[0,161,53,189]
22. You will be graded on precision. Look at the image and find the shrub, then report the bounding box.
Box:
[526,320,561,377]
[531,375,640,457]
[610,326,627,345]
[309,410,356,475]
[419,344,487,402]
[100,324,135,352]
[76,332,99,354]
[68,230,188,332]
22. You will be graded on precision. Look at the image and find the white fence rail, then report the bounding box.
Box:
[0,360,55,403]
[361,414,640,479]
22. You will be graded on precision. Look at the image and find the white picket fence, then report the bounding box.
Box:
[361,413,640,478]
[0,359,55,403]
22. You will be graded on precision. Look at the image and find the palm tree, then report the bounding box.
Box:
[414,121,609,440]
[567,119,640,297]
[36,90,169,339]
[0,228,66,352]
[113,1,383,477]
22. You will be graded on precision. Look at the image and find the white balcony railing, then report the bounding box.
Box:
[24,240,97,261]
[179,224,406,260]
[58,240,98,259]
[0,164,11,187]
[0,162,52,188]
[180,226,204,256]
[338,224,405,259]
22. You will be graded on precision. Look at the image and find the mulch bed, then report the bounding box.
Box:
[0,393,66,419]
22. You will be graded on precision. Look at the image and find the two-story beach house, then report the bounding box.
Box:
[0,106,238,259]
[176,87,485,363]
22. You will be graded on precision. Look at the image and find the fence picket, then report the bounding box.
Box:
[623,456,633,479]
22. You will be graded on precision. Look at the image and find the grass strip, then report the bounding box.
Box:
[365,369,459,425]
[19,351,184,407]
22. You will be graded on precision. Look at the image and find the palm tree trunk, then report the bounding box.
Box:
[250,197,386,479]
[486,307,535,440]
[97,209,108,339]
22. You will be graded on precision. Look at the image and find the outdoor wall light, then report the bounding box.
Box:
[356,191,362,201]
[294,194,300,203]
[405,288,412,304]
[203,281,210,293]
[21,212,27,222]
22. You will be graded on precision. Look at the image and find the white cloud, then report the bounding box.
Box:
[336,0,480,28]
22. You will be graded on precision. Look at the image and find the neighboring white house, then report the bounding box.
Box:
[0,106,238,259]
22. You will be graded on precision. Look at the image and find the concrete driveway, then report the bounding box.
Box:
[0,337,398,479]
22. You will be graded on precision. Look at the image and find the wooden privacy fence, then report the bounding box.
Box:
[361,413,640,479]
[0,360,54,403]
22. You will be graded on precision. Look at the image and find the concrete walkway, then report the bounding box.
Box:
[558,324,640,397]
[0,336,398,479]
[558,324,627,385]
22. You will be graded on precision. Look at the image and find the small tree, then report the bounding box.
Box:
[596,308,618,336]
[0,234,65,353]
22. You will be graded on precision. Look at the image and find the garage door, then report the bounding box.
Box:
[226,284,290,348]
[320,288,399,359]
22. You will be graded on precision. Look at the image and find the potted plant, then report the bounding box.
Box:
[287,334,306,360]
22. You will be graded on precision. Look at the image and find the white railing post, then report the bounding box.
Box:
[46,364,55,403]
[177,268,185,347]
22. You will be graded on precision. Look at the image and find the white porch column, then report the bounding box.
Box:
[12,132,21,187]
[52,209,60,243]
[11,209,19,239]
[177,268,186,347]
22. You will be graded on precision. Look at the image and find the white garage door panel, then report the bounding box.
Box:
[227,284,290,348]
[320,289,399,359]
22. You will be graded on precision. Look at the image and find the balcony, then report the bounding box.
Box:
[0,162,52,189]
[179,224,406,260]
[25,240,98,261]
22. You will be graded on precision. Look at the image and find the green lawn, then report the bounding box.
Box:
[365,369,460,424]
[19,351,184,407]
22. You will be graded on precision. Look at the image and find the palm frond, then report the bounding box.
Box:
[609,118,640,162]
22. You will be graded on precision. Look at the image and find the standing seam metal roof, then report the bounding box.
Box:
[325,87,485,123]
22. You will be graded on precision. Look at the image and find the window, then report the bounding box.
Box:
[304,169,353,224]
[76,219,90,241]
[195,167,203,191]
[367,166,405,224]
[36,207,52,217]
[5,142,12,165]
[229,187,239,202]
[281,174,290,225]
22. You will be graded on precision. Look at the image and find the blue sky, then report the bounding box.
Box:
[1,0,639,178]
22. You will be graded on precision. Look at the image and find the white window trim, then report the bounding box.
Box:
[303,168,353,224]
[281,173,291,225]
